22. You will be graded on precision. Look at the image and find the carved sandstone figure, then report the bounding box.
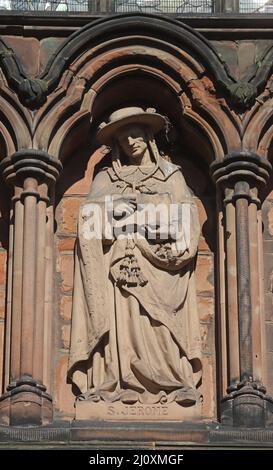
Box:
[68,107,202,406]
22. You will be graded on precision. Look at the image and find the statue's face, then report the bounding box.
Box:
[117,125,148,160]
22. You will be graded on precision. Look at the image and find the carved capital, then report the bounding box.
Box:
[211,151,272,204]
[0,149,62,190]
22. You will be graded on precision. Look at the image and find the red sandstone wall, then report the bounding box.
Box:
[0,31,272,421]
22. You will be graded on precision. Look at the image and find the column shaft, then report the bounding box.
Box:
[10,193,24,383]
[235,187,253,381]
[20,178,38,378]
[33,184,47,383]
[43,201,55,392]
[225,196,240,384]
[249,201,262,382]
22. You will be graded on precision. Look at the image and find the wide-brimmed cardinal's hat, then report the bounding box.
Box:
[97,107,165,145]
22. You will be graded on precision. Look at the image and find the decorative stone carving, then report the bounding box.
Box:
[1,15,270,113]
[68,107,202,419]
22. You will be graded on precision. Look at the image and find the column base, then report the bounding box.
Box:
[0,378,53,426]
[221,381,273,427]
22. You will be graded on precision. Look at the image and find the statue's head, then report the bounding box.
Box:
[115,124,148,161]
[97,107,165,167]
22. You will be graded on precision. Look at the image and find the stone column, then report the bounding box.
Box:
[0,150,62,426]
[211,152,273,427]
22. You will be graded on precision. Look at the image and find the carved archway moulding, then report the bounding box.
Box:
[1,14,273,160]
[44,66,239,163]
[0,13,247,162]
[0,13,237,110]
[33,35,241,161]
[2,13,273,112]
[0,70,32,158]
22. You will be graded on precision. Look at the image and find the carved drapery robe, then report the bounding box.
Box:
[68,157,202,405]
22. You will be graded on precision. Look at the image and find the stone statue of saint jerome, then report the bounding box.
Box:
[68,107,202,406]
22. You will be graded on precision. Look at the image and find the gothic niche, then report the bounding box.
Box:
[67,106,206,421]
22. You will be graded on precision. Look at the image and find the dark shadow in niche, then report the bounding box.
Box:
[0,186,10,252]
[0,128,10,252]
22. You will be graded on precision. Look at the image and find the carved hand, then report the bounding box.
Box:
[113,194,137,218]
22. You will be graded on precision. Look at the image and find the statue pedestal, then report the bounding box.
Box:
[75,400,201,421]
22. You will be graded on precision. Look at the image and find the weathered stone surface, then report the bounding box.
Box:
[262,200,273,240]
[266,352,273,395]
[70,423,209,444]
[263,253,273,293]
[212,41,239,79]
[76,400,201,421]
[54,354,75,417]
[198,296,214,322]
[0,290,5,321]
[200,322,214,355]
[4,36,40,78]
[39,38,65,74]
[267,206,273,238]
[254,40,273,63]
[59,198,82,235]
[57,255,74,293]
[60,296,72,322]
[238,42,256,81]
[266,323,273,352]
[58,238,76,252]
[196,198,208,233]
[199,356,216,418]
[195,198,215,252]
[264,239,273,255]
[265,293,273,322]
[198,237,211,252]
[61,324,71,350]
[196,254,214,296]
[0,252,7,287]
